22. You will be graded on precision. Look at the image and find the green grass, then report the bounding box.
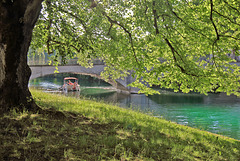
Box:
[1,89,240,160]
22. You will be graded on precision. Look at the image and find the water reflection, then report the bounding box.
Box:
[29,74,240,140]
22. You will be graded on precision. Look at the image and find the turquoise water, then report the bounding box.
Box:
[29,74,240,140]
[149,93,240,139]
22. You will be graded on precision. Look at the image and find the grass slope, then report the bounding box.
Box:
[1,89,239,160]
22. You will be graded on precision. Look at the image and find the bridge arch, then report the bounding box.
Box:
[29,65,133,93]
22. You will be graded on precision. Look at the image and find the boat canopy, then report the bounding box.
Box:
[64,77,78,80]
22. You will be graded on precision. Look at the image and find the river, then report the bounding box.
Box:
[29,73,240,140]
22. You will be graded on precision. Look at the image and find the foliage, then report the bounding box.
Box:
[2,89,239,160]
[31,0,240,95]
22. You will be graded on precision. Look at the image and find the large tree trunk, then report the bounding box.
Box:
[0,0,43,113]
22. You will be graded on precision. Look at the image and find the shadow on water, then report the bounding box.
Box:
[149,92,205,104]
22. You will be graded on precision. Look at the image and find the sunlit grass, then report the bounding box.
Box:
[0,89,239,160]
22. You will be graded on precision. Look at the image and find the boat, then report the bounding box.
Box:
[62,77,80,91]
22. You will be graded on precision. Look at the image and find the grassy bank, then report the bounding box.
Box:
[1,89,240,160]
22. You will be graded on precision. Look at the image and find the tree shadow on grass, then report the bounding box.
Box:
[1,108,239,160]
[0,109,172,160]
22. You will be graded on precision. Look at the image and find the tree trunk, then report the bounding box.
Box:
[0,0,43,113]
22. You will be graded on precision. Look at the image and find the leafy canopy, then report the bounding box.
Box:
[31,0,240,96]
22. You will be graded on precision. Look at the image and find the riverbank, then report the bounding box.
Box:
[1,89,240,160]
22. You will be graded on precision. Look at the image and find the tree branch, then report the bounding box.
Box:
[210,0,220,69]
[102,12,139,65]
[59,8,88,33]
[164,37,199,77]
[223,0,240,15]
[49,39,84,53]
[210,0,219,41]
[213,10,240,27]
[152,1,159,35]
[46,0,52,55]
[219,34,240,41]
[165,0,208,38]
[156,2,197,76]
[107,23,113,36]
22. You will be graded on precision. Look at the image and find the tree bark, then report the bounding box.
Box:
[0,0,42,113]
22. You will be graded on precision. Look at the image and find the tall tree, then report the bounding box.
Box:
[0,0,43,113]
[1,0,240,113]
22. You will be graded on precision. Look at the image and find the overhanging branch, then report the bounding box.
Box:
[165,0,208,38]
[210,0,220,69]
[152,1,159,35]
[102,12,139,65]
[213,10,240,27]
[210,0,219,41]
[223,0,240,15]
[164,37,199,77]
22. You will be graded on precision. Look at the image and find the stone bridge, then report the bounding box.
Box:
[29,65,138,93]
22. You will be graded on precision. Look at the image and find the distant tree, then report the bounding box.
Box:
[1,0,240,113]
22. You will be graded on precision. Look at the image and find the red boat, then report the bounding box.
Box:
[62,77,80,91]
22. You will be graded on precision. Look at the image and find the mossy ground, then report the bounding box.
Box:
[0,89,240,160]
